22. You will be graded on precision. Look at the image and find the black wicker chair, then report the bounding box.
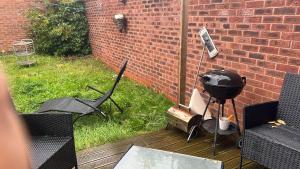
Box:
[22,113,78,169]
[239,73,300,169]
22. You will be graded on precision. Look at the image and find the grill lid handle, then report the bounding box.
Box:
[242,77,246,85]
[199,74,211,82]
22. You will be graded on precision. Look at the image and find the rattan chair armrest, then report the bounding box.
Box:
[21,113,73,137]
[244,101,278,129]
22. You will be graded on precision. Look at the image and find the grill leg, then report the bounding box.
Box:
[221,102,225,117]
[213,103,221,156]
[231,99,241,135]
[201,96,212,121]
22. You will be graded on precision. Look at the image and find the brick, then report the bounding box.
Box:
[230,3,242,9]
[265,0,285,7]
[215,29,227,35]
[242,45,259,52]
[241,58,256,65]
[246,1,264,8]
[272,93,280,100]
[254,88,273,97]
[286,0,300,6]
[236,24,250,29]
[247,79,263,88]
[204,17,216,22]
[229,17,244,23]
[279,48,300,58]
[231,62,247,70]
[212,0,223,3]
[284,16,300,24]
[269,40,290,48]
[276,64,299,73]
[259,46,279,54]
[264,83,281,93]
[267,55,288,64]
[254,8,273,15]
[274,7,296,15]
[271,24,291,32]
[256,74,274,84]
[251,38,268,45]
[223,24,230,29]
[291,41,300,49]
[252,24,271,31]
[235,37,251,43]
[228,30,242,36]
[221,36,234,42]
[243,31,259,37]
[281,32,300,41]
[266,69,285,78]
[295,25,300,32]
[210,35,220,40]
[233,50,247,56]
[245,16,262,23]
[245,91,263,102]
[275,78,284,87]
[248,66,264,74]
[216,17,228,22]
[249,53,265,60]
[263,16,283,23]
[199,11,209,15]
[288,58,300,66]
[226,55,239,62]
[257,60,276,69]
[260,31,281,39]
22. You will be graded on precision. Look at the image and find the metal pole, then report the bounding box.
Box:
[192,45,206,89]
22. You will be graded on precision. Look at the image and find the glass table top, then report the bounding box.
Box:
[114,146,223,169]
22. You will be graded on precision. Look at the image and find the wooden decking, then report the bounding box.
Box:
[77,129,265,169]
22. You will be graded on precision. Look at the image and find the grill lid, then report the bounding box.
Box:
[200,69,245,88]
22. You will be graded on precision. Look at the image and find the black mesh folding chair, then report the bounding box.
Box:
[36,60,128,122]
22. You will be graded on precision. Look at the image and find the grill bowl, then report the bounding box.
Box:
[200,69,246,100]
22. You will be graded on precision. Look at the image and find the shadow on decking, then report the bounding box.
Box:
[77,128,265,169]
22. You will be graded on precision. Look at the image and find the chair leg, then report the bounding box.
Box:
[239,140,244,169]
[97,110,107,119]
[110,98,123,113]
[73,114,85,124]
[239,156,243,169]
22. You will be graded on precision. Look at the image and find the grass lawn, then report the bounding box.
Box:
[0,55,173,151]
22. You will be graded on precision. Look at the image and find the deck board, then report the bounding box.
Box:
[77,129,264,169]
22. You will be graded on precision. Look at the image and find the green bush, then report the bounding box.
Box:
[26,0,91,56]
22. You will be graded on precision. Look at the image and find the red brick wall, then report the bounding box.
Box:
[85,0,181,101]
[186,0,300,120]
[0,0,33,52]
[86,0,300,121]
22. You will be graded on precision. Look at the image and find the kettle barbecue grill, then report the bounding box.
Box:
[200,69,246,101]
[199,69,246,156]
